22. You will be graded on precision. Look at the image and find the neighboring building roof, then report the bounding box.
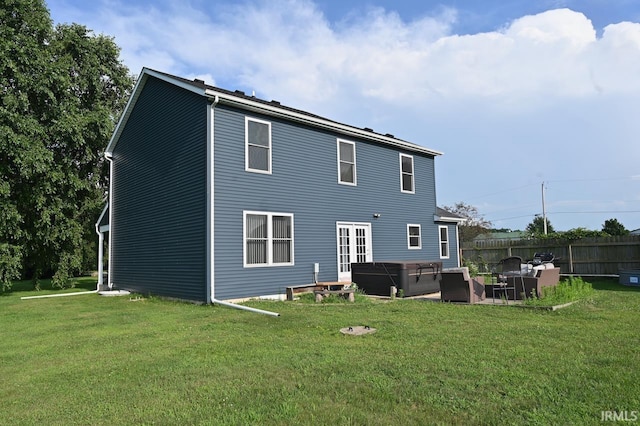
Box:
[630,228,640,235]
[435,207,466,223]
[106,68,443,157]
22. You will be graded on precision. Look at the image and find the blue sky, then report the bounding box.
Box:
[47,0,640,232]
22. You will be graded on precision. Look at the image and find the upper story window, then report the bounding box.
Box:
[399,153,414,193]
[337,139,357,185]
[244,211,294,267]
[407,224,422,249]
[439,225,450,259]
[245,117,271,174]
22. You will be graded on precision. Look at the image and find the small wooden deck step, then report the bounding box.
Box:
[285,282,352,301]
[314,288,355,303]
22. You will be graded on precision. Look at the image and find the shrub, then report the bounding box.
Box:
[524,276,594,306]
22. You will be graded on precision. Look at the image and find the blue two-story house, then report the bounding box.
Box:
[99,68,460,303]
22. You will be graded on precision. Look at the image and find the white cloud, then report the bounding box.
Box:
[67,2,640,107]
[48,0,640,230]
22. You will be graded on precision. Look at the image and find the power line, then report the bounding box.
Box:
[546,176,639,184]
[465,175,638,202]
[466,183,537,201]
[547,210,640,215]
[486,214,537,222]
[488,210,640,222]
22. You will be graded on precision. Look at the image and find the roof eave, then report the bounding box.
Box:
[435,214,466,224]
[105,67,443,158]
[205,88,443,157]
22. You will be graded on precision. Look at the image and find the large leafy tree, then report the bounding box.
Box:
[525,216,555,236]
[602,218,629,236]
[442,202,492,243]
[0,0,133,290]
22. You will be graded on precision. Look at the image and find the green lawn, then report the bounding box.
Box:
[1,278,639,425]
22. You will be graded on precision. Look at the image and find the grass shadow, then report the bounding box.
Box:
[2,276,98,296]
[590,278,640,293]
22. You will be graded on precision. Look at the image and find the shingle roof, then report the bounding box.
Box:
[107,67,442,157]
[436,207,463,219]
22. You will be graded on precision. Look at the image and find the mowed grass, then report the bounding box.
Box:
[1,278,639,425]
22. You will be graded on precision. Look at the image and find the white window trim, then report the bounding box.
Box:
[337,139,357,186]
[407,224,422,250]
[243,211,294,267]
[439,225,450,259]
[399,153,415,194]
[245,117,272,174]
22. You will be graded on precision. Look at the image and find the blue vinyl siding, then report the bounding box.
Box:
[213,105,440,300]
[110,76,208,301]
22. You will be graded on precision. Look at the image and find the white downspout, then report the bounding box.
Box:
[206,95,279,317]
[105,153,114,290]
[455,225,462,268]
[206,95,217,306]
[96,222,104,290]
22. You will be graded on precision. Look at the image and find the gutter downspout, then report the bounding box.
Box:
[206,95,279,317]
[96,222,104,290]
[95,207,107,291]
[105,153,115,290]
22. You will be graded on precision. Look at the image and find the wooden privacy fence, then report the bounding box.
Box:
[461,236,640,275]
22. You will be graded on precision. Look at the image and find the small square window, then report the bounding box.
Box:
[408,224,421,249]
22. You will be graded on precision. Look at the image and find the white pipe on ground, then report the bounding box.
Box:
[213,299,280,317]
[21,290,98,300]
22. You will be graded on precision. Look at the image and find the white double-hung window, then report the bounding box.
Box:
[407,224,422,249]
[244,211,294,267]
[337,139,356,185]
[399,153,414,193]
[245,117,271,173]
[439,225,450,259]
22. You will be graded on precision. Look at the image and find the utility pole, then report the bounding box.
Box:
[541,182,548,235]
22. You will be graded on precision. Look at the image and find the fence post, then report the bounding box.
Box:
[568,244,574,274]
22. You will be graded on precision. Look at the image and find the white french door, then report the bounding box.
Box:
[336,222,372,282]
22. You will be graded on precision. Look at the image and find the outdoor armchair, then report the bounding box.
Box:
[440,267,485,303]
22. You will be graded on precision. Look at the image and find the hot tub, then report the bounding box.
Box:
[351,260,442,297]
[619,269,640,287]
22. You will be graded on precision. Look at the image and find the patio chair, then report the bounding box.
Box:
[493,256,525,303]
[440,267,485,304]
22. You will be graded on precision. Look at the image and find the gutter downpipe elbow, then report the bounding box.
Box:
[104,153,114,290]
[207,95,279,317]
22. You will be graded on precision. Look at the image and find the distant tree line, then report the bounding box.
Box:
[443,202,631,246]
